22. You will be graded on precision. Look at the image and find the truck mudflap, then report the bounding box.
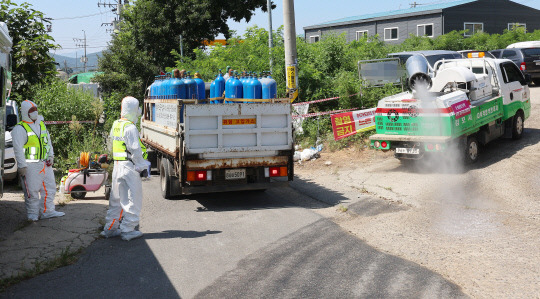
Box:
[181,180,289,195]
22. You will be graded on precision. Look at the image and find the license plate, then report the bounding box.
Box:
[225,169,246,180]
[396,148,419,154]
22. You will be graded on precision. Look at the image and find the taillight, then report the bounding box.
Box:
[374,141,380,148]
[266,166,287,177]
[520,62,526,71]
[427,143,434,150]
[381,141,388,148]
[187,170,212,181]
[435,144,442,151]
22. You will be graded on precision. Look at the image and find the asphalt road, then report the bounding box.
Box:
[1,176,466,298]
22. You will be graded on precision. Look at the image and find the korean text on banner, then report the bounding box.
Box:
[331,108,376,140]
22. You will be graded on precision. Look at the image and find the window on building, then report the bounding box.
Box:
[417,24,434,37]
[508,23,526,32]
[384,27,399,41]
[356,30,368,41]
[464,23,483,36]
[310,35,320,43]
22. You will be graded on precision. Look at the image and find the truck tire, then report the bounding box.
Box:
[512,112,524,140]
[160,158,172,199]
[464,136,479,164]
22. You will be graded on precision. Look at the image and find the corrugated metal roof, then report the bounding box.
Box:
[313,0,477,27]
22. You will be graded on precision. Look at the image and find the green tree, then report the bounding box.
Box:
[96,0,274,99]
[0,0,58,101]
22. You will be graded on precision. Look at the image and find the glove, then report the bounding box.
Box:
[46,156,54,167]
[18,167,27,177]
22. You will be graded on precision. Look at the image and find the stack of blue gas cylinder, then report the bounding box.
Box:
[213,70,278,104]
[148,71,205,100]
[148,69,278,104]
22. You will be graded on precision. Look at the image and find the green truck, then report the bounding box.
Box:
[369,57,531,163]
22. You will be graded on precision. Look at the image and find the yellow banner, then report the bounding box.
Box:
[222,118,256,125]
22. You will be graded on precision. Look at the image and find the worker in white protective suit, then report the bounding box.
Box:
[102,96,150,241]
[12,100,65,221]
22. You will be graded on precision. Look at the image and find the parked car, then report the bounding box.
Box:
[3,100,19,181]
[458,50,496,59]
[489,47,540,85]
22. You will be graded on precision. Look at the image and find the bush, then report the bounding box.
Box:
[29,79,106,171]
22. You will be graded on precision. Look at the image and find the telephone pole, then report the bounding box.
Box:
[98,0,128,31]
[283,0,298,102]
[267,0,273,73]
[74,30,88,72]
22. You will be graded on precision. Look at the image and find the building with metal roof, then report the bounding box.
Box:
[304,0,540,44]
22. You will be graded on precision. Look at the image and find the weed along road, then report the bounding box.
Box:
[1,176,465,298]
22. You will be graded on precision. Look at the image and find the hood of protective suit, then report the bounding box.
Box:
[21,100,38,123]
[120,96,141,123]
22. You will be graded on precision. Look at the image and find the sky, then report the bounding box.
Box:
[9,0,540,57]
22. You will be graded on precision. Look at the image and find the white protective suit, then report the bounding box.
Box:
[12,100,64,221]
[103,96,149,241]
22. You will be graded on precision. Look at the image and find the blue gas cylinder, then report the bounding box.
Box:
[210,76,217,103]
[163,74,172,99]
[154,76,164,99]
[183,72,198,100]
[170,75,186,99]
[243,74,254,99]
[225,75,243,103]
[149,76,158,99]
[245,74,262,102]
[194,74,205,101]
[261,73,277,100]
[213,71,226,103]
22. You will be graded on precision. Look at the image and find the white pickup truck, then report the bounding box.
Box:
[141,99,294,198]
[369,57,531,163]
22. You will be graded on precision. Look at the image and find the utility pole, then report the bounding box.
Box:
[410,2,419,8]
[179,34,184,62]
[283,0,298,102]
[267,0,273,73]
[74,30,88,72]
[98,0,128,31]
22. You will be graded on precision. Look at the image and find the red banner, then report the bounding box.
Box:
[331,108,376,140]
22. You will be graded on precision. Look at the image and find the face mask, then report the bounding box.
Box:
[29,111,38,121]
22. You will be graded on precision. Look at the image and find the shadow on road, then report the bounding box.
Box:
[188,174,351,212]
[195,218,467,298]
[144,229,221,239]
[1,237,181,298]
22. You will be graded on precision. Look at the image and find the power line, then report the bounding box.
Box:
[51,12,107,20]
